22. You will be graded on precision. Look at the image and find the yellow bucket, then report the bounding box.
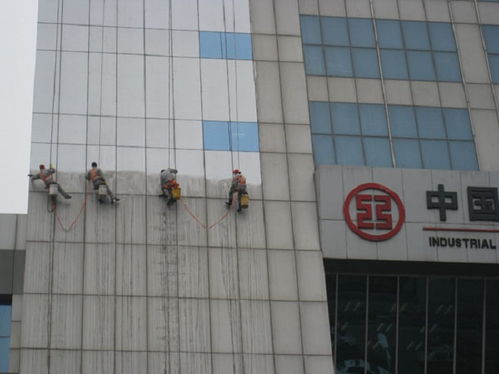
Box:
[240,193,249,208]
[172,187,181,200]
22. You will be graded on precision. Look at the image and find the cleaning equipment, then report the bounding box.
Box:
[240,193,249,209]
[171,186,181,200]
[48,183,58,198]
[97,184,108,203]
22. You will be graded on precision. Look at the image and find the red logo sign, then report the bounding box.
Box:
[343,183,405,241]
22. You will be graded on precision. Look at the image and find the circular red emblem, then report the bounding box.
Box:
[343,183,405,242]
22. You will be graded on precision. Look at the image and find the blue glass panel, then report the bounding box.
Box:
[312,135,336,164]
[434,52,461,82]
[482,25,499,54]
[309,101,332,134]
[0,306,10,337]
[352,48,380,78]
[203,121,230,150]
[421,140,451,169]
[407,51,436,81]
[416,107,446,139]
[301,15,322,44]
[380,49,409,79]
[363,137,393,167]
[200,31,223,58]
[443,108,473,140]
[388,105,418,138]
[322,17,349,46]
[402,21,431,50]
[376,20,403,49]
[0,337,9,372]
[489,54,499,84]
[359,104,388,136]
[325,47,353,77]
[331,103,360,135]
[393,139,422,168]
[230,122,259,152]
[335,136,365,166]
[349,18,375,47]
[449,141,479,170]
[429,22,456,51]
[304,46,325,75]
[226,33,252,60]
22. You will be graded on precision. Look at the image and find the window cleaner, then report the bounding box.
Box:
[86,162,119,204]
[226,169,249,212]
[160,168,181,206]
[29,164,72,200]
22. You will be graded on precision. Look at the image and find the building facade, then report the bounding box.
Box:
[0,0,498,373]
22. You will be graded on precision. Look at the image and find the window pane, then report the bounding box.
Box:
[331,103,360,135]
[456,279,483,374]
[434,52,461,82]
[322,17,349,46]
[393,139,422,168]
[421,140,451,169]
[300,15,322,44]
[364,137,392,167]
[325,273,336,361]
[0,338,9,373]
[449,141,479,170]
[428,22,456,51]
[485,280,499,374]
[389,105,418,137]
[359,104,388,136]
[312,135,335,164]
[335,136,365,165]
[352,48,380,78]
[199,31,223,58]
[304,45,325,75]
[443,108,472,140]
[349,18,375,47]
[310,101,332,134]
[0,306,11,337]
[203,121,230,150]
[489,54,499,84]
[482,25,499,54]
[368,277,397,374]
[427,278,455,374]
[336,275,367,374]
[402,21,431,50]
[416,107,446,139]
[380,49,409,80]
[325,47,353,77]
[230,122,259,152]
[407,51,436,81]
[398,277,426,374]
[376,19,403,49]
[226,33,252,60]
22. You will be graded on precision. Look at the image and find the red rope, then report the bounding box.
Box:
[179,198,232,230]
[53,193,88,232]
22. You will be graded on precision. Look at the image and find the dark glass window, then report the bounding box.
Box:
[326,273,337,356]
[485,280,499,374]
[481,25,499,84]
[0,303,11,373]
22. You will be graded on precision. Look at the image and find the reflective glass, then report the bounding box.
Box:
[485,280,499,374]
[456,279,483,374]
[322,17,349,46]
[335,136,365,165]
[310,101,332,134]
[482,25,499,54]
[380,49,409,80]
[304,45,326,75]
[449,141,478,170]
[376,20,403,49]
[352,48,380,78]
[226,33,252,60]
[443,108,473,140]
[312,135,335,164]
[434,52,461,82]
[402,21,431,50]
[199,31,223,58]
[0,338,9,373]
[331,103,360,135]
[407,51,436,81]
[421,140,451,170]
[230,122,259,152]
[363,137,393,167]
[359,104,388,136]
[389,105,418,138]
[489,54,499,84]
[416,107,446,139]
[393,139,422,168]
[0,306,11,337]
[325,47,353,77]
[203,121,230,150]
[349,18,375,47]
[301,15,322,44]
[428,23,456,51]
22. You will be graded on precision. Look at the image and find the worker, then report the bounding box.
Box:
[160,168,179,205]
[86,162,119,203]
[29,164,72,199]
[226,169,247,207]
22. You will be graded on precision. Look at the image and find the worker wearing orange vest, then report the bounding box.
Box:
[29,164,72,199]
[86,162,119,203]
[226,169,247,206]
[160,168,179,205]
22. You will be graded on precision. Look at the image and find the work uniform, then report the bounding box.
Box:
[31,168,71,199]
[160,169,178,203]
[228,174,247,205]
[86,167,116,200]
